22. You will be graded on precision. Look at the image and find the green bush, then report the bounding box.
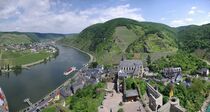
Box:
[65,83,105,112]
[117,108,124,112]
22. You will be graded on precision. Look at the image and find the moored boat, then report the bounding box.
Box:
[64,67,76,75]
[0,87,9,112]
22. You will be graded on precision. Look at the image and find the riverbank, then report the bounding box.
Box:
[0,54,53,73]
[21,55,53,68]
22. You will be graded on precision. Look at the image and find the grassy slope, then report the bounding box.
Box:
[0,32,66,45]
[0,34,33,45]
[0,50,50,66]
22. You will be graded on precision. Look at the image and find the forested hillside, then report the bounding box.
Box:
[177,24,210,62]
[60,18,178,65]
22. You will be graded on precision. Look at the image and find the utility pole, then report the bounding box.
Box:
[0,49,2,68]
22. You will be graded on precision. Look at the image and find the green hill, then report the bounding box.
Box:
[0,33,34,45]
[59,18,178,65]
[0,32,66,45]
[177,23,210,62]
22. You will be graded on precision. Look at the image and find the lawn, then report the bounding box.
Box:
[0,50,50,66]
[42,106,57,112]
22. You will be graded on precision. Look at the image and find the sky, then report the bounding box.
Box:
[0,0,210,34]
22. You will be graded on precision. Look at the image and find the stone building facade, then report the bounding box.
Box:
[158,97,186,112]
[118,60,144,77]
[146,83,163,111]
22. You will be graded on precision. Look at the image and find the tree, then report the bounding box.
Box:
[90,62,98,68]
[13,65,22,75]
[131,82,136,89]
[7,64,10,71]
[146,55,151,65]
[43,58,47,64]
[117,108,124,112]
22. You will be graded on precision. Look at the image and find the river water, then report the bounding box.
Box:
[0,45,90,112]
[207,104,210,112]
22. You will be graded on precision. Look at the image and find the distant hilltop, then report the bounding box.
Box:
[0,32,67,45]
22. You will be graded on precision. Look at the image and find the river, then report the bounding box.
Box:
[0,45,90,112]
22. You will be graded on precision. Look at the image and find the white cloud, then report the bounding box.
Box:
[188,6,204,15]
[191,6,197,10]
[160,17,166,21]
[0,6,19,19]
[170,20,185,26]
[170,17,210,27]
[0,1,145,33]
[171,6,210,27]
[188,6,196,15]
[170,18,193,27]
[188,10,195,15]
[185,18,193,22]
[79,4,144,23]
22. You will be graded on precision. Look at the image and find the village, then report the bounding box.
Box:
[0,41,57,53]
[0,41,57,73]
[22,56,210,112]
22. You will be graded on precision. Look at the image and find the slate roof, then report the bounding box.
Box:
[118,70,128,77]
[163,67,182,73]
[60,87,72,97]
[175,74,182,82]
[197,68,209,74]
[119,60,143,67]
[125,89,139,97]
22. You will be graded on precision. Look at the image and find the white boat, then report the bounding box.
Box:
[64,67,76,75]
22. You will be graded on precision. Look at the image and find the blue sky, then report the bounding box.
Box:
[0,0,210,33]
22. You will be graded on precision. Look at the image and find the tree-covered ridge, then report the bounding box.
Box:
[176,24,210,61]
[177,24,210,51]
[62,18,178,64]
[78,18,178,52]
[0,32,66,45]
